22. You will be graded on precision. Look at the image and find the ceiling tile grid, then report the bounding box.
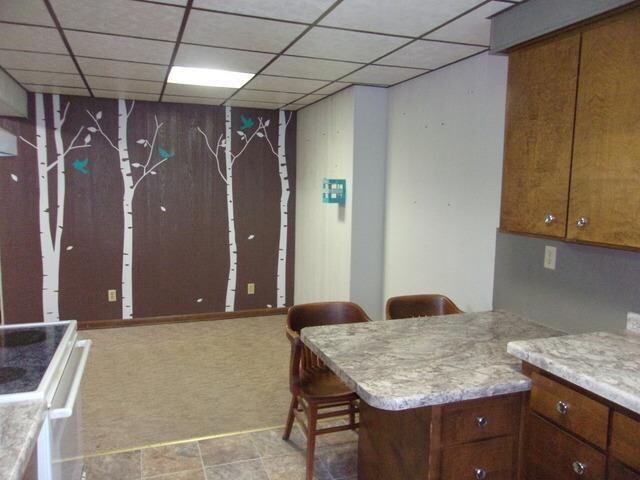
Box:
[0,0,507,110]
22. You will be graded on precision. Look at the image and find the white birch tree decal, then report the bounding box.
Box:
[257,110,292,307]
[18,93,92,322]
[197,106,266,311]
[87,100,174,319]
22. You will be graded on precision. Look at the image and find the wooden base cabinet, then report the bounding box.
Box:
[358,393,523,479]
[521,365,640,480]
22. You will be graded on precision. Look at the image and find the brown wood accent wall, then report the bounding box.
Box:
[0,94,296,324]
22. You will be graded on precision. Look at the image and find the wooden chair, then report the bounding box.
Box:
[283,301,370,480]
[385,294,463,320]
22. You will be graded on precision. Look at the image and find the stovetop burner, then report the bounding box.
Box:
[0,329,47,348]
[0,366,26,385]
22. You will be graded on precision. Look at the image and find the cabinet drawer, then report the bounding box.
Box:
[441,436,514,480]
[529,372,609,448]
[609,460,640,480]
[611,412,640,472]
[524,413,606,480]
[441,394,521,446]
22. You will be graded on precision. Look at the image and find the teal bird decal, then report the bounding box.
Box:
[158,147,175,160]
[240,115,254,131]
[72,158,89,174]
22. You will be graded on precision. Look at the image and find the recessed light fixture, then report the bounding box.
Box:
[167,66,254,88]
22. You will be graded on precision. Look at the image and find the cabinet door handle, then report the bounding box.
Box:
[474,468,487,479]
[576,217,588,229]
[556,400,569,415]
[544,213,556,225]
[476,416,488,428]
[572,461,587,475]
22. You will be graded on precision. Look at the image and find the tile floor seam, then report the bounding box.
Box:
[259,455,273,480]
[142,467,204,480]
[196,441,208,480]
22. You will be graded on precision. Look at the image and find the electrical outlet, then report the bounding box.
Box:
[108,289,117,302]
[627,312,640,330]
[544,246,557,270]
[247,283,255,295]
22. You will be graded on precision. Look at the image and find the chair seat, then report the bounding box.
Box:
[299,368,357,402]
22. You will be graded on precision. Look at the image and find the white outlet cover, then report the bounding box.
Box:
[627,312,640,332]
[544,245,557,270]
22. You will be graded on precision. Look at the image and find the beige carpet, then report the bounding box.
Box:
[79,315,290,456]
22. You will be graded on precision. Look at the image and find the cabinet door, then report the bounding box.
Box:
[567,7,640,247]
[500,33,580,237]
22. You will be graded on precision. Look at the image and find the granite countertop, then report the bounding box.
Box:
[508,325,640,415]
[301,310,561,411]
[0,400,46,480]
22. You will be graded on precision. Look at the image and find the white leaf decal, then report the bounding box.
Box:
[196,298,203,303]
[96,111,102,120]
[264,119,270,127]
[87,127,97,133]
[220,140,226,147]
[236,130,245,137]
[136,139,146,145]
[131,162,142,168]
[66,245,74,251]
[266,304,273,308]
[256,132,264,137]
[150,171,157,175]
[160,206,166,212]
[248,234,255,240]
[84,134,91,144]
[10,174,18,182]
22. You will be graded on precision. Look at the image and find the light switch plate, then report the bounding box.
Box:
[544,246,557,270]
[108,289,117,302]
[247,283,255,295]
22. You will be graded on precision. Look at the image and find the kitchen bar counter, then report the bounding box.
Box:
[301,310,561,410]
[0,399,45,480]
[508,326,640,415]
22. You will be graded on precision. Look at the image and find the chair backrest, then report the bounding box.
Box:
[385,294,462,320]
[287,301,370,333]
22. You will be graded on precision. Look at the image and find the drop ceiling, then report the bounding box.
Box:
[0,0,520,111]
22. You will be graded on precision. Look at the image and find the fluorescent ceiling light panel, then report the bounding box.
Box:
[168,66,254,88]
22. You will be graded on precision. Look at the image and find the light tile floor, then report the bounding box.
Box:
[67,423,358,480]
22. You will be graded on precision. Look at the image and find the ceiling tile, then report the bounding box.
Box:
[245,75,329,94]
[9,70,84,88]
[193,0,335,23]
[320,0,482,36]
[183,10,306,52]
[24,84,90,96]
[287,27,407,63]
[162,95,222,106]
[92,90,160,102]
[50,0,184,40]
[77,58,167,81]
[341,65,426,86]
[233,90,303,104]
[0,24,66,54]
[86,76,163,94]
[263,56,361,81]
[0,0,54,26]
[424,2,511,46]
[313,82,351,95]
[224,99,283,110]
[376,40,485,69]
[0,50,76,73]
[163,83,235,98]
[284,104,306,111]
[289,94,326,105]
[67,31,174,64]
[174,44,273,73]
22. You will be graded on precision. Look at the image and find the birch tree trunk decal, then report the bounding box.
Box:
[18,93,91,322]
[197,106,265,311]
[87,100,175,319]
[258,110,292,307]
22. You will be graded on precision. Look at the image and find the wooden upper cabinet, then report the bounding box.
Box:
[500,33,581,237]
[567,7,640,247]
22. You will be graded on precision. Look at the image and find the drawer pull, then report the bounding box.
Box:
[572,461,587,475]
[474,468,487,479]
[476,416,488,428]
[576,217,588,229]
[544,213,556,225]
[556,400,569,415]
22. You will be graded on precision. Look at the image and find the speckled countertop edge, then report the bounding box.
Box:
[0,400,46,480]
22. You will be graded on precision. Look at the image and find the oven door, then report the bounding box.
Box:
[38,339,92,480]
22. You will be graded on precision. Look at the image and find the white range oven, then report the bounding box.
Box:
[0,321,91,480]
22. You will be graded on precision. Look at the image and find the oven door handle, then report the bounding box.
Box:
[49,339,92,420]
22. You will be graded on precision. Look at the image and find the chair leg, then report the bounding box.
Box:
[282,395,298,440]
[306,403,318,480]
[349,400,356,428]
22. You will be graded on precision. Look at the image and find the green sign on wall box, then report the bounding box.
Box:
[322,178,346,204]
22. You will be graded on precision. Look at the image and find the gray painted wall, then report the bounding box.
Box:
[493,232,640,333]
